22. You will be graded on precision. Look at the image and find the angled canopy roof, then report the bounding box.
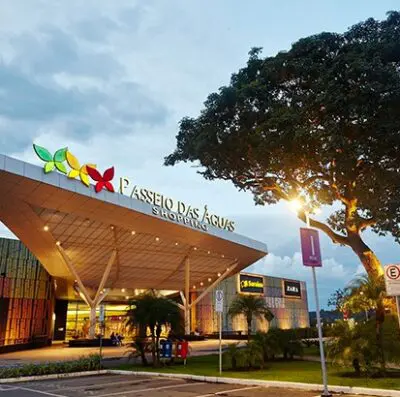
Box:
[0,154,268,292]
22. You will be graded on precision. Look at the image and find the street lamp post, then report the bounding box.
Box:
[304,212,331,397]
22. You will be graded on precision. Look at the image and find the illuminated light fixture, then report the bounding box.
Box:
[193,247,197,251]
[226,267,230,271]
[125,296,130,300]
[207,251,211,254]
[56,241,61,246]
[43,225,49,232]
[217,273,221,277]
[200,282,204,286]
[193,285,196,289]
[175,242,179,246]
[131,231,136,235]
[121,288,126,293]
[208,278,212,282]
[110,225,115,230]
[221,254,225,258]
[155,237,160,242]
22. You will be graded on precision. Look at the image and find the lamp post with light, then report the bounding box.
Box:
[289,199,331,397]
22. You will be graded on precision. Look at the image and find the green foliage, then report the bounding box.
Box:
[252,331,280,361]
[242,341,264,369]
[126,291,181,367]
[124,337,152,366]
[328,289,346,313]
[344,274,386,316]
[327,316,400,376]
[224,343,244,370]
[228,294,273,340]
[0,354,101,379]
[165,12,400,277]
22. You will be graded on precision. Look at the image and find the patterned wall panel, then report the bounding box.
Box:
[195,273,310,334]
[0,238,54,347]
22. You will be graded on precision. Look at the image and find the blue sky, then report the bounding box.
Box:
[0,0,399,310]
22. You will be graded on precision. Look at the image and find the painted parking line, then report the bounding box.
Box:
[194,386,260,397]
[95,381,203,397]
[0,386,19,391]
[15,387,67,397]
[47,377,172,392]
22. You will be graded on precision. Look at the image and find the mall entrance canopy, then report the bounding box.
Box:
[0,154,268,336]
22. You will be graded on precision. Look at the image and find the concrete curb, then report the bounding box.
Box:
[109,370,400,397]
[0,369,108,384]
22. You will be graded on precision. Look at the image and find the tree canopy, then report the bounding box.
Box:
[165,12,400,278]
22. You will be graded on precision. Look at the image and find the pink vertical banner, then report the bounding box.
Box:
[300,228,322,267]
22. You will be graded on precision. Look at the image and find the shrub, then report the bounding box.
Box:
[223,343,244,370]
[0,354,101,379]
[327,315,400,376]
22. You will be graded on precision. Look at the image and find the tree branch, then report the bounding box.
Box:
[298,210,349,246]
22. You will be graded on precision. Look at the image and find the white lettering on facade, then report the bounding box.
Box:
[122,178,235,232]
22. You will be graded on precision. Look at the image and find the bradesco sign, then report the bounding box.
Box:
[32,144,235,233]
[239,274,264,294]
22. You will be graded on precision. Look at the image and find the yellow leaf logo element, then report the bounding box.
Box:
[66,151,96,187]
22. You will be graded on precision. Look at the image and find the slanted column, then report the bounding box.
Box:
[89,306,97,338]
[184,256,190,335]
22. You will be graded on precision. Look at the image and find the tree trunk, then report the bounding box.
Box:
[347,233,383,278]
[151,332,156,367]
[247,318,252,342]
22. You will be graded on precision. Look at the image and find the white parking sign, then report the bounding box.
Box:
[384,265,400,296]
[215,290,224,313]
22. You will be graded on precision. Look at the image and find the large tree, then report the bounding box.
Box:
[165,12,400,279]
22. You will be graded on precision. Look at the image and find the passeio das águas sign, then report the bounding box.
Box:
[33,144,235,233]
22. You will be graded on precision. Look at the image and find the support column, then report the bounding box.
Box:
[184,256,190,335]
[89,306,97,339]
[57,245,116,339]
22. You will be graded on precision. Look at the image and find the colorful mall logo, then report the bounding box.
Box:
[33,143,235,232]
[33,144,115,193]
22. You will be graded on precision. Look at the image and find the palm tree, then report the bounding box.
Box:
[344,274,388,372]
[228,294,273,341]
[126,291,181,366]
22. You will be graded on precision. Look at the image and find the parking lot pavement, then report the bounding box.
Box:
[0,374,373,397]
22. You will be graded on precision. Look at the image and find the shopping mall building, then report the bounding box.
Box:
[0,148,309,352]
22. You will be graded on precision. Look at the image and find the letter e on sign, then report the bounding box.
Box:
[384,264,400,296]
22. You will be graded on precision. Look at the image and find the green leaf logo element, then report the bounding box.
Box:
[55,162,67,174]
[33,144,52,162]
[44,162,55,173]
[54,147,67,163]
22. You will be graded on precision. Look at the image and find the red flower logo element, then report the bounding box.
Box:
[86,166,115,193]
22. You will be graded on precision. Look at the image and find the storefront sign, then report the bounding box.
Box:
[239,274,264,294]
[283,280,302,298]
[33,144,235,232]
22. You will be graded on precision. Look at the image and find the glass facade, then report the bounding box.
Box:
[0,238,54,349]
[66,302,130,340]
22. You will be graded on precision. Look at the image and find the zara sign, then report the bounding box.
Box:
[283,280,302,298]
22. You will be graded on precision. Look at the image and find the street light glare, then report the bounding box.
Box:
[288,199,302,213]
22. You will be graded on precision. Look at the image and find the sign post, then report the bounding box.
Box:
[300,225,331,397]
[99,304,105,369]
[384,264,400,329]
[215,290,224,375]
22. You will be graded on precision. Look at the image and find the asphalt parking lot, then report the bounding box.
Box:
[0,374,370,397]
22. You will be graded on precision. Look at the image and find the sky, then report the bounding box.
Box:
[1,0,399,310]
